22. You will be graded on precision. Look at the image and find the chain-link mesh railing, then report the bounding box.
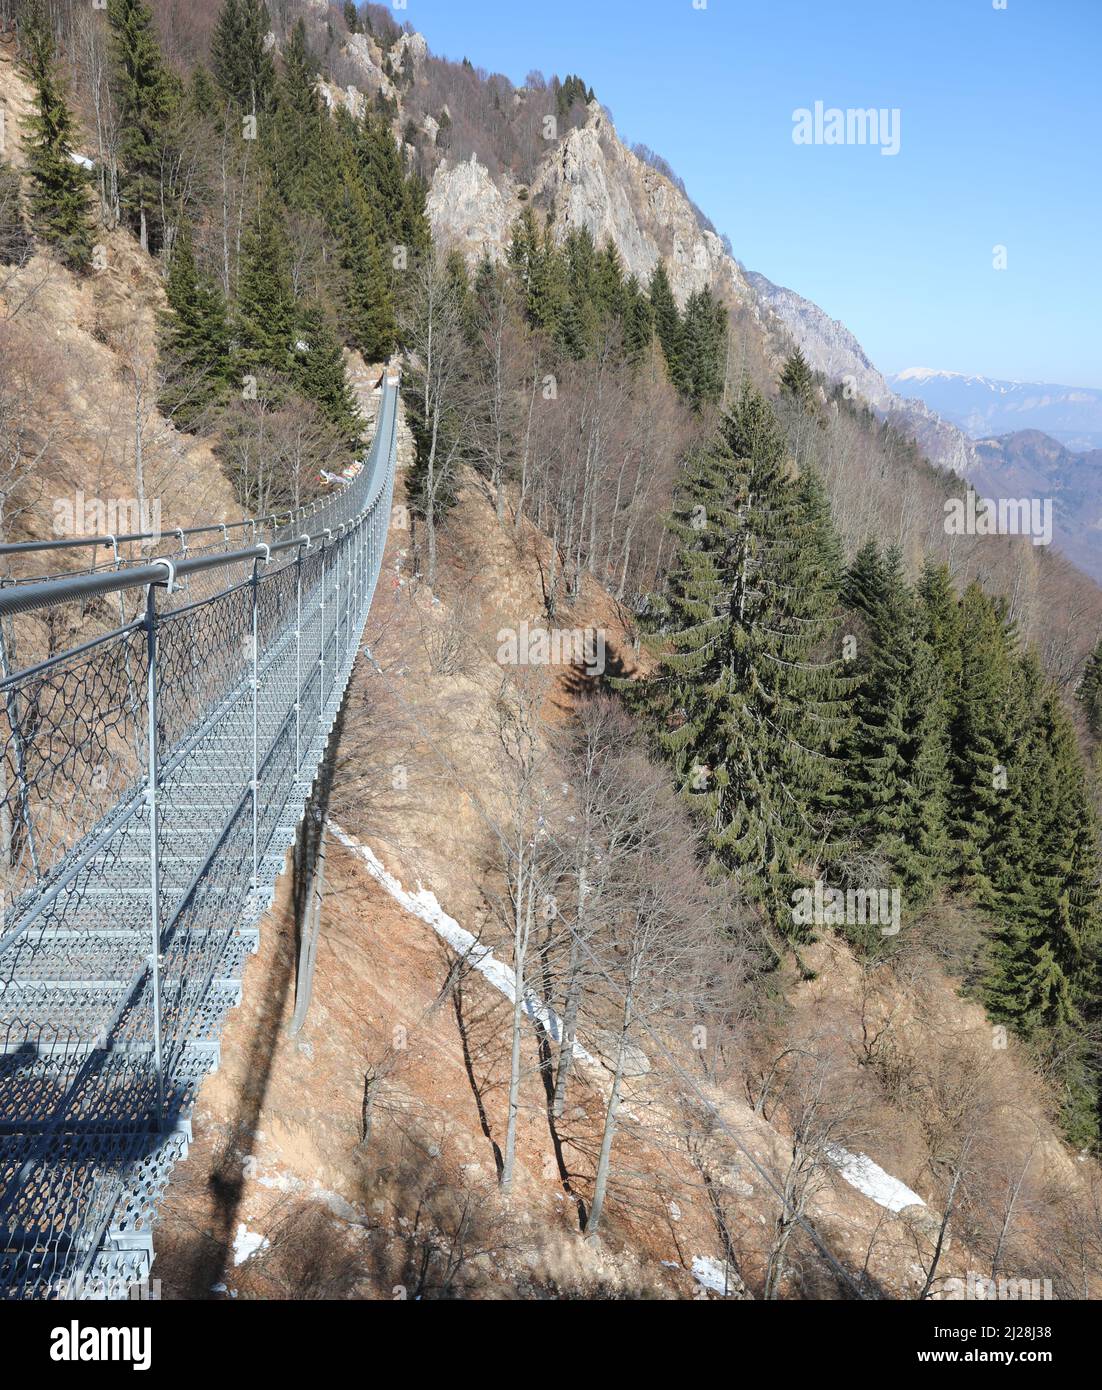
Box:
[0,375,399,1300]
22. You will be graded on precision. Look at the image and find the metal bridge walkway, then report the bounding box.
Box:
[0,375,400,1299]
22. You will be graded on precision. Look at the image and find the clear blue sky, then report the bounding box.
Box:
[396,0,1100,387]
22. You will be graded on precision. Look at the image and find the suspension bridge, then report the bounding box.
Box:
[0,371,401,1300]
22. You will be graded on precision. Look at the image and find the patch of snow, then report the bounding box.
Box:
[329,822,596,1065]
[826,1144,925,1213]
[70,153,94,171]
[691,1254,735,1295]
[232,1222,270,1267]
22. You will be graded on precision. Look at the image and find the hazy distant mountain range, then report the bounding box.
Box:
[969,430,1102,582]
[890,369,1102,452]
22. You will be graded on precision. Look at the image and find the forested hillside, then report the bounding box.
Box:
[2,0,1101,1302]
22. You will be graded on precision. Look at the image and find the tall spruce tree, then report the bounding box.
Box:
[621,274,654,364]
[508,206,565,336]
[947,582,1020,894]
[18,0,93,270]
[235,196,296,386]
[842,539,886,617]
[779,346,817,408]
[329,163,395,361]
[354,106,428,300]
[269,20,332,214]
[648,261,683,390]
[918,559,964,703]
[211,0,275,113]
[679,286,726,409]
[981,664,1102,1145]
[844,545,950,906]
[293,301,361,443]
[634,382,848,936]
[108,0,173,254]
[159,221,232,429]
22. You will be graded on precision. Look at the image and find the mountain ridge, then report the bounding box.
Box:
[891,369,1102,451]
[970,428,1102,582]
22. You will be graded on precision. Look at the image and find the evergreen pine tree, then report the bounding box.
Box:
[679,286,726,409]
[158,221,232,429]
[356,109,407,243]
[188,64,219,120]
[508,206,564,336]
[211,0,275,113]
[621,275,654,364]
[844,545,951,906]
[269,20,332,213]
[330,165,396,362]
[918,559,964,703]
[842,539,886,617]
[634,382,848,936]
[594,240,626,324]
[18,0,93,270]
[779,346,817,408]
[108,0,174,254]
[235,196,296,387]
[981,666,1102,1146]
[648,260,683,390]
[293,302,362,443]
[399,168,432,265]
[947,583,1020,893]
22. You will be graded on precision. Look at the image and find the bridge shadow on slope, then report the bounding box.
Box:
[163,692,348,1298]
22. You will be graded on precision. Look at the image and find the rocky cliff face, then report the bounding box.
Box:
[336,24,428,107]
[530,106,752,309]
[428,102,753,312]
[424,91,975,474]
[331,16,973,476]
[424,154,517,264]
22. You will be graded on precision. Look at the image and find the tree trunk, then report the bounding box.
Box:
[586,982,632,1238]
[502,841,534,1191]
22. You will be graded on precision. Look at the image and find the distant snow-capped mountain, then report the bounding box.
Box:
[890,370,1102,452]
